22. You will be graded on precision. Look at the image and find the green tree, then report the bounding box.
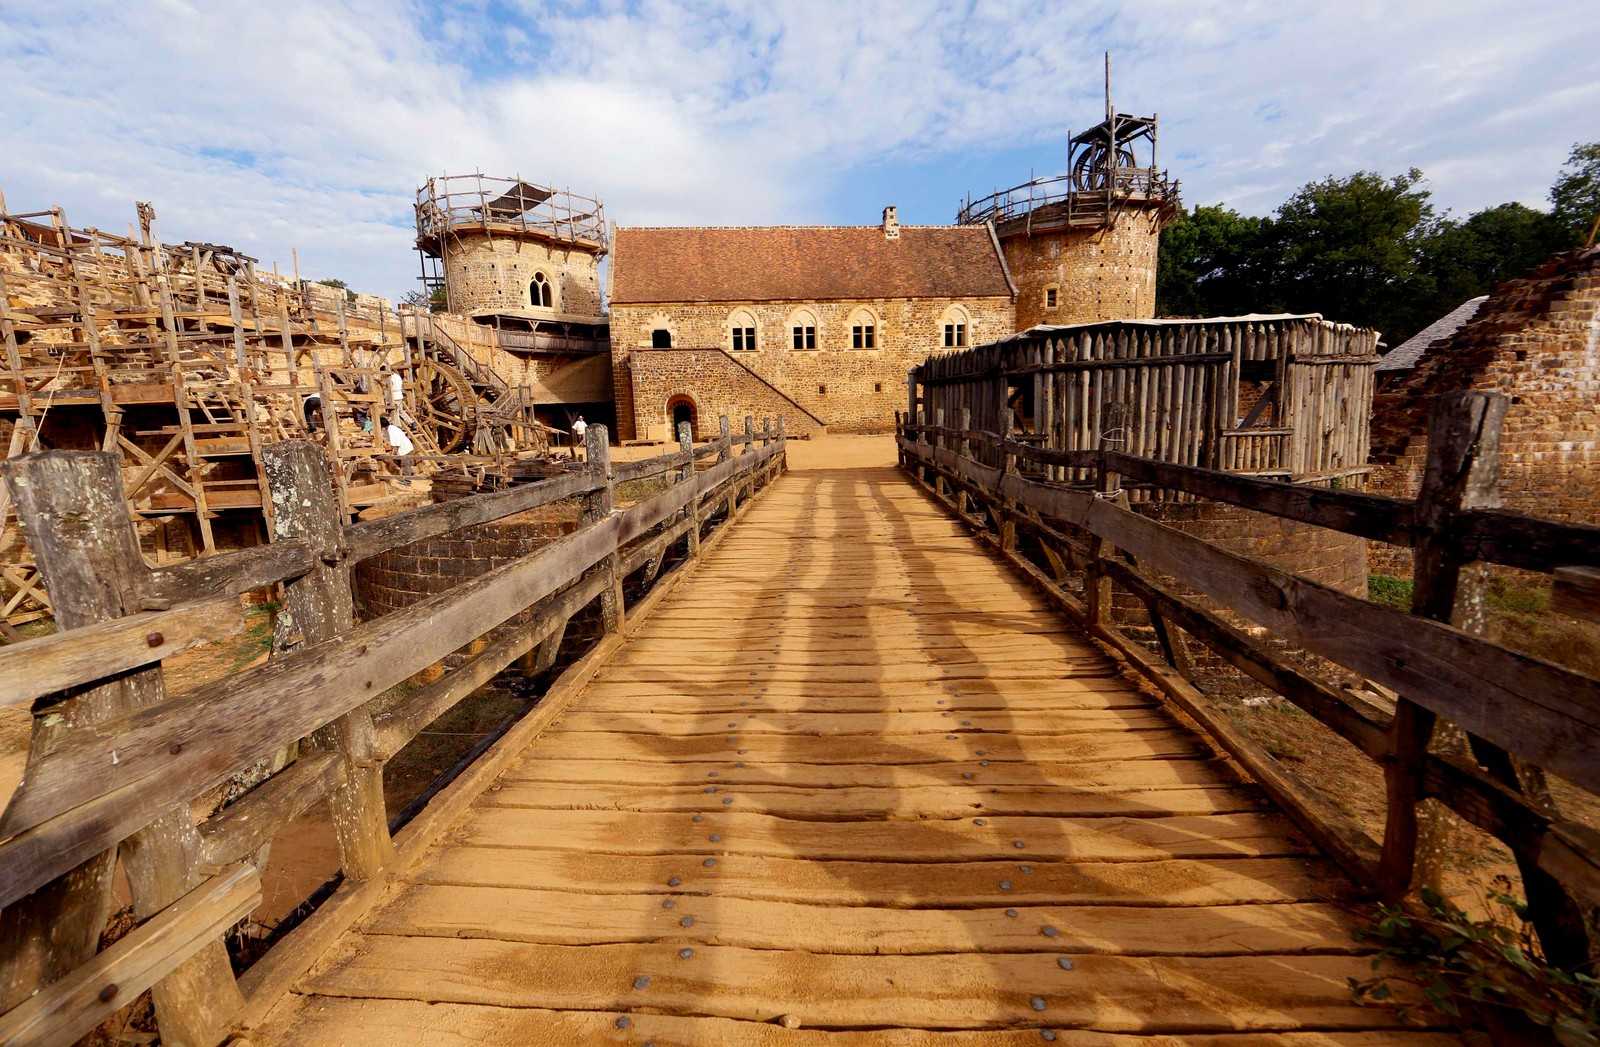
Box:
[1549,141,1600,245]
[1416,202,1565,312]
[1270,169,1441,341]
[1156,204,1279,317]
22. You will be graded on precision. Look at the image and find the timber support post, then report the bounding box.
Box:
[678,420,700,559]
[1084,403,1128,628]
[1379,391,1590,963]
[263,441,394,880]
[957,408,972,516]
[1,451,244,1045]
[582,424,623,635]
[997,410,1017,551]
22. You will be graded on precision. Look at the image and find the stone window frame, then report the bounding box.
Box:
[1043,285,1059,310]
[940,304,972,349]
[530,271,554,309]
[728,308,759,352]
[848,306,879,350]
[786,306,820,351]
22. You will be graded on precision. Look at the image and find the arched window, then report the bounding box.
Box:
[651,328,673,349]
[848,306,878,350]
[940,304,971,349]
[529,272,553,308]
[787,307,818,351]
[728,309,758,352]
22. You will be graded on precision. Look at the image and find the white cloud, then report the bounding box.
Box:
[1,0,1595,300]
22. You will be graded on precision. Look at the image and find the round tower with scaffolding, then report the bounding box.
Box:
[959,59,1180,330]
[414,174,609,325]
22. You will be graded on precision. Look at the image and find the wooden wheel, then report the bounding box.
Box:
[1072,143,1136,191]
[413,358,476,454]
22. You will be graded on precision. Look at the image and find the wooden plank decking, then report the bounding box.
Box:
[254,442,1455,1045]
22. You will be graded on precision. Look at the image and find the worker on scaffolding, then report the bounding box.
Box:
[384,365,414,427]
[382,415,415,484]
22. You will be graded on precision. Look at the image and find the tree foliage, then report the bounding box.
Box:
[1550,142,1600,244]
[1156,143,1597,344]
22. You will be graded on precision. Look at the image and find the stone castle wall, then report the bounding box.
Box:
[442,231,604,318]
[1367,248,1600,575]
[1003,207,1163,330]
[611,296,1014,440]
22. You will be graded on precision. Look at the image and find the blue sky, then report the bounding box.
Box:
[2,0,1596,301]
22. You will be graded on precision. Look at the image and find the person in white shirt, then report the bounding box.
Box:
[383,417,415,481]
[571,414,587,460]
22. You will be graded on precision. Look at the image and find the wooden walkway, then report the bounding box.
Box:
[255,446,1455,1045]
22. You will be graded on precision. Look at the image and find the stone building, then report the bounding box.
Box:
[607,210,1017,441]
[1369,248,1600,570]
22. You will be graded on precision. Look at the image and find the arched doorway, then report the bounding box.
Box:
[666,395,697,439]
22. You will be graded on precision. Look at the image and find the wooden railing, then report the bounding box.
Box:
[0,415,786,1046]
[898,391,1600,969]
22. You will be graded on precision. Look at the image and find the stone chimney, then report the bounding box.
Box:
[882,205,900,240]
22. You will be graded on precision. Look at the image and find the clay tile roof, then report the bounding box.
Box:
[1376,296,1488,372]
[610,225,1013,304]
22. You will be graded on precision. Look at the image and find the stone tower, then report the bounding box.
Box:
[414,174,608,323]
[959,70,1179,330]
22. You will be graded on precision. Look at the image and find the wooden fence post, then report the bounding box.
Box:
[1378,391,1590,962]
[678,420,700,559]
[0,451,242,1045]
[741,416,756,505]
[996,410,1017,551]
[1084,404,1128,628]
[957,408,972,515]
[582,424,623,634]
[933,408,949,501]
[262,441,394,880]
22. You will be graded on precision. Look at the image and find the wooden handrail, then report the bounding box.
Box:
[897,393,1599,966]
[0,416,787,1044]
[901,420,1600,575]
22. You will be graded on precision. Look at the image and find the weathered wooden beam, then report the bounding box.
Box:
[196,751,343,872]
[615,449,692,485]
[263,441,393,881]
[142,538,314,605]
[0,450,243,1045]
[1102,558,1391,759]
[372,572,608,758]
[342,469,600,563]
[1552,566,1600,622]
[0,443,782,907]
[229,431,786,1034]
[1423,753,1600,907]
[0,594,243,707]
[1106,452,1416,545]
[0,865,260,1047]
[903,436,1600,796]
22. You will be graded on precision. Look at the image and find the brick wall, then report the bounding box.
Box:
[1368,248,1600,573]
[611,296,1014,440]
[1003,207,1164,330]
[443,231,604,318]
